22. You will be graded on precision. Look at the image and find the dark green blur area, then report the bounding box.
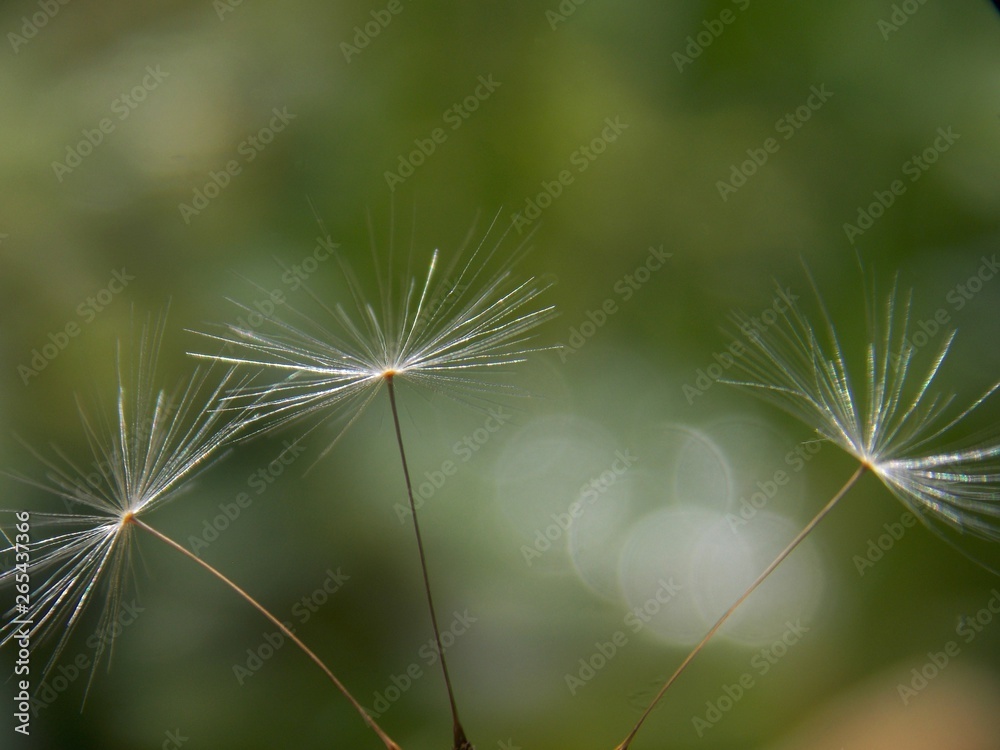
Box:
[1,1,1000,749]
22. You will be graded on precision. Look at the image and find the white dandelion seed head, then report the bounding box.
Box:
[191,209,557,458]
[725,269,1000,553]
[0,316,249,692]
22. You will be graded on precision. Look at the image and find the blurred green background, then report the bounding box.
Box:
[2,1,1000,749]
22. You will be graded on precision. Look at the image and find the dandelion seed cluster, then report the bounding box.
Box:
[195,212,556,461]
[1,318,248,690]
[727,274,1000,550]
[1,214,556,750]
[5,218,1000,750]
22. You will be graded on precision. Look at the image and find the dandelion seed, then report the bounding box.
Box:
[192,209,556,461]
[726,271,1000,548]
[1,317,400,750]
[617,270,1000,750]
[192,209,556,750]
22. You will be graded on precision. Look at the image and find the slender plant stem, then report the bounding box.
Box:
[128,515,402,750]
[385,376,471,750]
[614,463,868,750]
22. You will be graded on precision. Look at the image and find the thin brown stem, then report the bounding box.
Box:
[385,376,471,750]
[128,515,401,750]
[614,463,868,750]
